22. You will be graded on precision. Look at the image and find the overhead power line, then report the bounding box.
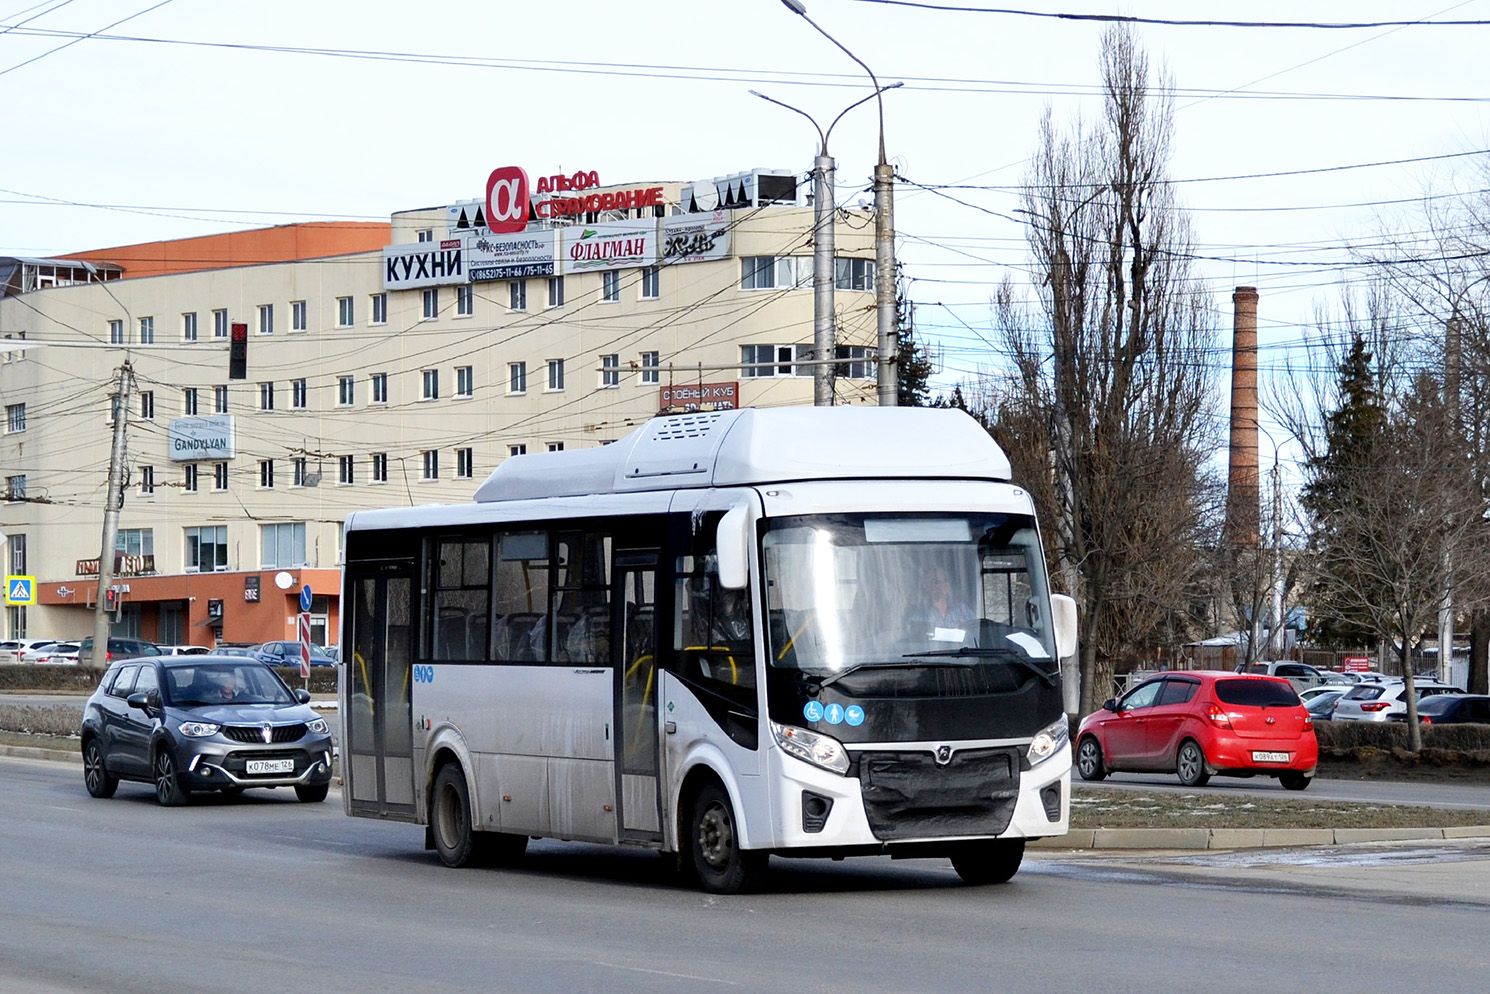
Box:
[843,1,1490,29]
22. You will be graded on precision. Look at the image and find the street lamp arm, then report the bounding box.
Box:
[784,3,889,162]
[748,90,825,149]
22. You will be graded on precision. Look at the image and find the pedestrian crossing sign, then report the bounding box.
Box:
[5,575,36,605]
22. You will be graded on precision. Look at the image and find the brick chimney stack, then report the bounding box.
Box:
[1226,286,1260,546]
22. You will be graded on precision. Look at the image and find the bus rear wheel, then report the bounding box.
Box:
[689,783,766,895]
[431,764,478,867]
[950,839,1025,885]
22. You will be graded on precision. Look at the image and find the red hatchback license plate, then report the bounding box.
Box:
[1251,751,1290,763]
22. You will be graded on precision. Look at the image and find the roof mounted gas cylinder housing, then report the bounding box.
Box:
[472,406,1012,503]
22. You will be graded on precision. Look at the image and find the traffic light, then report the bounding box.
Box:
[104,586,119,611]
[229,321,248,379]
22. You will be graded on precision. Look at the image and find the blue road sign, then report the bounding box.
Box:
[5,576,35,605]
[299,583,313,613]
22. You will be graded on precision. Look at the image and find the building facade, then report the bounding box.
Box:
[0,166,881,647]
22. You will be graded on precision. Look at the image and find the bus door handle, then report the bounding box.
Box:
[665,721,677,734]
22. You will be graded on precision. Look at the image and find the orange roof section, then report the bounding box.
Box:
[61,221,392,280]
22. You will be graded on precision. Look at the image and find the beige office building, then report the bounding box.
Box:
[0,168,881,646]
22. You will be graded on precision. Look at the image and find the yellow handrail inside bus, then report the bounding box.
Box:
[682,645,739,683]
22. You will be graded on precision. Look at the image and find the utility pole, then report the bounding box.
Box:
[813,152,836,406]
[874,160,897,406]
[1439,311,1463,683]
[92,361,134,662]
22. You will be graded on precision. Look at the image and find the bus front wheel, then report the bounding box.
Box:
[950,838,1025,885]
[689,783,766,895]
[431,764,477,867]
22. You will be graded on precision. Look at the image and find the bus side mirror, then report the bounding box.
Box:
[716,505,750,590]
[1051,593,1078,659]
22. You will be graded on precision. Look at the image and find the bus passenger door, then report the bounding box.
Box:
[345,562,418,820]
[614,552,661,842]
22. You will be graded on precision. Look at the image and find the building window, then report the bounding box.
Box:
[291,378,307,410]
[455,366,473,398]
[213,309,228,339]
[547,442,564,452]
[600,354,619,388]
[182,312,198,342]
[422,369,439,400]
[184,463,199,493]
[456,284,473,317]
[138,316,154,344]
[116,528,153,558]
[422,288,439,320]
[640,351,659,385]
[259,382,275,411]
[182,388,198,415]
[338,454,354,485]
[139,391,154,420]
[293,457,308,486]
[835,344,875,379]
[742,343,809,377]
[546,359,564,392]
[214,462,228,490]
[456,447,473,479]
[601,270,620,302]
[422,449,439,480]
[337,296,354,327]
[338,375,354,406]
[257,304,273,335]
[547,276,564,308]
[835,258,875,292]
[214,385,228,414]
[4,475,24,501]
[109,319,124,344]
[509,280,527,311]
[291,300,308,333]
[185,525,228,573]
[508,362,526,395]
[741,256,806,290]
[259,459,274,489]
[5,403,25,433]
[417,229,433,242]
[370,292,387,325]
[6,532,24,573]
[640,265,660,299]
[509,444,526,457]
[261,522,307,568]
[371,452,388,483]
[140,466,155,496]
[371,372,388,404]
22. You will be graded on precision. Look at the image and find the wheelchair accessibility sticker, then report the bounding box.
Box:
[802,700,824,722]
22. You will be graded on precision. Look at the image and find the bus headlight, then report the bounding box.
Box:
[771,721,849,775]
[1027,717,1069,766]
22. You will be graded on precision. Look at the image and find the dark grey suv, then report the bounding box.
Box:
[80,655,334,805]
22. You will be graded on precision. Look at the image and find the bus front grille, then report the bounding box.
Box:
[854,747,1021,841]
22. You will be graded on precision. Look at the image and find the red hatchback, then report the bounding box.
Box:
[1075,671,1318,790]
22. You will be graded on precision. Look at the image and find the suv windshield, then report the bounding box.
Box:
[163,662,297,706]
[761,512,1056,678]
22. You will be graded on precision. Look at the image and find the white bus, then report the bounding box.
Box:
[339,406,1076,893]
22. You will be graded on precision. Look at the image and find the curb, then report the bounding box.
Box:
[1,744,77,763]
[1030,824,1490,850]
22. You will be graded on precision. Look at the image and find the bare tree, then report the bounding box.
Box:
[990,26,1219,714]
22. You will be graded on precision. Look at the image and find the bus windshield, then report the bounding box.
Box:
[761,512,1057,678]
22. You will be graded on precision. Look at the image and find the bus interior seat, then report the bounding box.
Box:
[497,612,542,661]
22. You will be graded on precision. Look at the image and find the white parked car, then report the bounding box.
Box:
[22,641,80,664]
[1300,685,1343,703]
[1236,660,1329,692]
[158,645,211,655]
[1331,679,1464,722]
[0,638,60,664]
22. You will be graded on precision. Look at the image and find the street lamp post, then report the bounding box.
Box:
[780,0,898,405]
[750,84,900,406]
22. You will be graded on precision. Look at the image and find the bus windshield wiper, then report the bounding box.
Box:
[815,659,964,691]
[901,647,1059,687]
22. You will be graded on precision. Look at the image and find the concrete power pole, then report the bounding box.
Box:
[812,153,836,407]
[874,162,897,406]
[1440,312,1463,682]
[92,361,134,663]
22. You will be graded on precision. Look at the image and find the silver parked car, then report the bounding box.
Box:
[1331,679,1464,722]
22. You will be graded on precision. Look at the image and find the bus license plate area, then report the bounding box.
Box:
[247,758,294,775]
[1251,751,1289,763]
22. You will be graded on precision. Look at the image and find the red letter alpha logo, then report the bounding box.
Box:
[486,166,530,234]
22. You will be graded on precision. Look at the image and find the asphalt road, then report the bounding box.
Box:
[4,755,1488,994]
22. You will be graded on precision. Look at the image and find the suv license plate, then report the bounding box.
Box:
[1251,751,1290,763]
[246,759,294,775]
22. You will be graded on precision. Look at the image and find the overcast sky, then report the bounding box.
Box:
[5,0,1488,441]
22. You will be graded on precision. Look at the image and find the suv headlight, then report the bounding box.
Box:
[178,721,221,738]
[771,721,849,775]
[306,717,329,734]
[1027,717,1070,766]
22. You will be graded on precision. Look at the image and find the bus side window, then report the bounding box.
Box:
[674,551,756,701]
[430,536,491,661]
[493,531,549,662]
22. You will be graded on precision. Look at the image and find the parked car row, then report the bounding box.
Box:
[4,636,338,667]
